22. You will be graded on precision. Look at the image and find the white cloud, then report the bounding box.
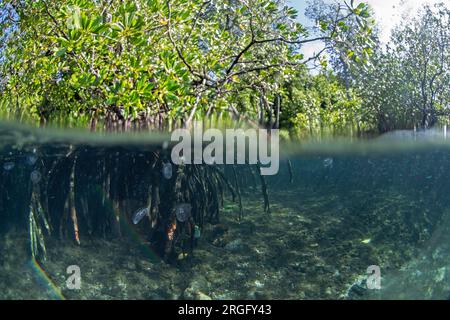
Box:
[359,0,445,43]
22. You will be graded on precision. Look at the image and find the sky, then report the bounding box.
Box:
[289,0,445,61]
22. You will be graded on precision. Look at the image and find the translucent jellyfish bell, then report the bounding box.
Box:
[25,153,38,166]
[132,207,149,225]
[30,170,41,184]
[161,162,173,179]
[323,157,334,168]
[3,162,15,171]
[194,225,201,239]
[174,203,192,222]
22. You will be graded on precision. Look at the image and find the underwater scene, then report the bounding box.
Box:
[1,123,450,300]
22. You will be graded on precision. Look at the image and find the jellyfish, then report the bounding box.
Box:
[194,225,201,239]
[25,153,38,166]
[132,207,149,225]
[3,162,15,171]
[323,157,333,168]
[161,162,173,179]
[30,170,41,184]
[174,203,192,222]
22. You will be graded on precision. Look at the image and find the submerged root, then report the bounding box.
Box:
[256,164,270,214]
[231,166,244,220]
[1,145,270,264]
[287,159,294,184]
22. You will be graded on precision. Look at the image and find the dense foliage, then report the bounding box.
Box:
[279,69,369,137]
[356,3,450,131]
[0,0,373,130]
[0,0,448,134]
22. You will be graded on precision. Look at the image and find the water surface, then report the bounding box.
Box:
[1,121,449,300]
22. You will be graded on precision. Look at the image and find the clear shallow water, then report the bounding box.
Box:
[1,121,450,300]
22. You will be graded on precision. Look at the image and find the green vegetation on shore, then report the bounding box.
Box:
[0,0,448,135]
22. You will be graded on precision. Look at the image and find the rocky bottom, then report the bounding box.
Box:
[0,185,447,300]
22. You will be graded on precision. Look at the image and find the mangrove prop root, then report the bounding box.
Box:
[256,164,270,214]
[287,159,294,184]
[3,145,271,264]
[214,167,237,201]
[69,161,80,245]
[232,165,244,220]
